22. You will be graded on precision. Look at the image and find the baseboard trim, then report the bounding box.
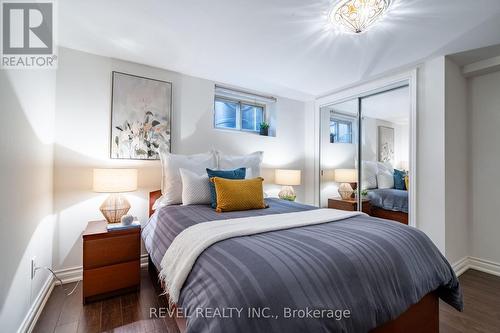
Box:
[18,275,54,333]
[452,256,500,277]
[468,256,500,277]
[55,265,83,284]
[452,256,470,277]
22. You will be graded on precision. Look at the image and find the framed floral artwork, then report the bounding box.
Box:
[378,125,394,165]
[110,71,172,160]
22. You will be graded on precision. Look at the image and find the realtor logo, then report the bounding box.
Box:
[1,1,57,68]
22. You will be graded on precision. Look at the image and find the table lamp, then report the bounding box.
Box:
[93,168,138,223]
[275,169,301,201]
[334,169,357,200]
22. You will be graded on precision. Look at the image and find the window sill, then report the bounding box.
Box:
[214,127,276,137]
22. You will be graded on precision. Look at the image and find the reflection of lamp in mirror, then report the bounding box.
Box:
[275,169,301,201]
[93,169,138,223]
[334,169,357,200]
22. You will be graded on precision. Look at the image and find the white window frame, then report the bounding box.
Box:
[214,95,266,133]
[330,117,354,143]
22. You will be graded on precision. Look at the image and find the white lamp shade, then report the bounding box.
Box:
[334,169,357,183]
[93,169,138,193]
[275,169,301,186]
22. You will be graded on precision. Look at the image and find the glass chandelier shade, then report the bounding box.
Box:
[330,0,392,34]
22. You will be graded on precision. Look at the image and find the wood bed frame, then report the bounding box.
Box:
[147,190,438,333]
[370,206,409,225]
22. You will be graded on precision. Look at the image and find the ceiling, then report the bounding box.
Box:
[448,44,500,66]
[323,86,410,124]
[361,87,409,124]
[59,0,500,101]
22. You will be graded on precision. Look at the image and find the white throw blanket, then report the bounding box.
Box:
[159,208,364,304]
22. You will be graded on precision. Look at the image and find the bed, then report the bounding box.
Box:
[368,189,409,224]
[144,190,462,333]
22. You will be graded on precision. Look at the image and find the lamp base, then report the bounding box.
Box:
[100,193,131,223]
[278,186,296,201]
[338,183,354,200]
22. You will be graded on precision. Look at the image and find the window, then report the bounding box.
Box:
[214,97,265,132]
[214,98,238,129]
[330,118,353,143]
[214,86,275,133]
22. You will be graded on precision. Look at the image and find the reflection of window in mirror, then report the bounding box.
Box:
[330,112,354,144]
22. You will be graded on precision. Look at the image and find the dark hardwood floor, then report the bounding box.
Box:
[33,269,179,333]
[34,269,500,333]
[440,269,500,333]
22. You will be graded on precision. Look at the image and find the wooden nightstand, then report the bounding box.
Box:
[328,197,372,214]
[82,220,140,304]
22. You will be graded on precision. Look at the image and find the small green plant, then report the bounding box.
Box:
[361,190,369,197]
[281,194,296,201]
[259,122,270,130]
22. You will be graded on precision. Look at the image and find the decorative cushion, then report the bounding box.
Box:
[211,177,266,213]
[377,161,393,174]
[377,170,394,189]
[158,148,217,205]
[206,168,246,208]
[394,169,407,190]
[404,175,409,191]
[361,161,378,190]
[179,169,211,205]
[216,151,263,178]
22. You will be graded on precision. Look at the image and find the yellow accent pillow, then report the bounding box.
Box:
[404,175,409,190]
[210,177,266,213]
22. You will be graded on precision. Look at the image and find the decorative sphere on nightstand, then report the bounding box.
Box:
[121,214,134,225]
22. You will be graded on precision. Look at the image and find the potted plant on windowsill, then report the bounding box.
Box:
[259,122,270,136]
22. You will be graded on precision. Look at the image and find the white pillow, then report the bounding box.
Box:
[377,170,394,189]
[377,161,393,174]
[179,169,212,205]
[216,151,264,178]
[152,195,167,211]
[159,148,217,205]
[361,161,378,190]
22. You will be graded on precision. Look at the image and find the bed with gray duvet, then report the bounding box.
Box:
[142,198,462,333]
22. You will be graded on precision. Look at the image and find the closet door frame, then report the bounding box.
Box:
[315,70,417,228]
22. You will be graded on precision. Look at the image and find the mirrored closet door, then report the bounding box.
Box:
[320,84,412,225]
[319,98,359,209]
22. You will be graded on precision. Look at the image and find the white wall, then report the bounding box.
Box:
[303,101,316,205]
[416,57,447,253]
[444,58,470,264]
[53,47,310,271]
[469,70,500,264]
[0,70,56,332]
[394,123,410,170]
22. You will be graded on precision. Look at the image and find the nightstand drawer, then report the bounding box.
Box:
[328,198,372,214]
[83,260,140,299]
[83,232,140,269]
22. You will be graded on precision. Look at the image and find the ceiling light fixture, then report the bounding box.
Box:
[329,0,392,34]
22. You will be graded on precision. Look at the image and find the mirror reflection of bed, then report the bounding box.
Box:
[320,85,411,225]
[361,86,410,224]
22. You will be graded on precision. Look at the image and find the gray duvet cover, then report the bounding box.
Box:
[142,198,462,333]
[368,189,408,213]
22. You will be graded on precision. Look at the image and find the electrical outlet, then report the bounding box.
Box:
[31,257,36,280]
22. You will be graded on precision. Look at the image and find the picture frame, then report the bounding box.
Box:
[378,125,394,164]
[110,71,172,160]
